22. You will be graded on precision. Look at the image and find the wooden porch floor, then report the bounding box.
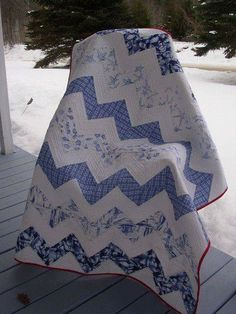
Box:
[0,147,235,314]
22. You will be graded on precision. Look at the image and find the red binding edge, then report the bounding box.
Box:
[14,187,227,313]
[18,28,227,313]
[143,27,172,37]
[14,240,210,314]
[197,187,228,211]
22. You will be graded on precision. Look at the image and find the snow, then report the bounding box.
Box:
[175,41,236,68]
[184,68,236,258]
[209,30,217,34]
[4,44,236,257]
[4,45,68,154]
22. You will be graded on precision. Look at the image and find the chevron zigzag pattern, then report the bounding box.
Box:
[63,75,213,209]
[64,76,164,144]
[15,28,227,314]
[37,142,197,220]
[97,29,183,75]
[16,226,196,313]
[27,184,189,259]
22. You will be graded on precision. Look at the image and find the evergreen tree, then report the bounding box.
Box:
[194,0,236,58]
[128,0,150,28]
[26,0,148,68]
[155,0,197,40]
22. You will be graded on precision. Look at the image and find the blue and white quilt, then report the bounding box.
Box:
[15,29,227,314]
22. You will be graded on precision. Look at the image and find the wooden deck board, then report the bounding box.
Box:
[0,148,235,314]
[0,264,47,295]
[0,169,34,189]
[216,294,236,314]
[0,148,23,165]
[0,179,32,199]
[0,230,19,254]
[0,151,30,166]
[0,154,36,171]
[199,247,233,284]
[1,246,233,314]
[0,189,29,210]
[0,249,18,273]
[0,270,80,314]
[0,215,22,237]
[116,291,168,314]
[15,276,123,314]
[0,160,36,179]
[0,202,26,223]
[197,259,236,314]
[67,277,149,314]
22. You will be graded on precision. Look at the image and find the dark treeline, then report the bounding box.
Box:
[1,0,235,62]
[1,0,197,45]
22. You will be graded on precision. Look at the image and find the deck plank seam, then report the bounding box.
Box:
[0,269,50,297]
[0,261,19,274]
[0,200,26,212]
[0,151,29,165]
[0,213,24,224]
[0,229,20,239]
[0,161,35,181]
[0,156,36,168]
[0,184,31,200]
[0,158,36,170]
[200,257,234,285]
[0,151,33,157]
[12,276,83,314]
[0,247,16,255]
[0,177,32,189]
[0,162,36,180]
[0,242,18,255]
[0,195,29,211]
[115,290,149,314]
[65,277,125,314]
[214,290,236,314]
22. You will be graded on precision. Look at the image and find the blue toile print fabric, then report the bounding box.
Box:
[15,28,227,314]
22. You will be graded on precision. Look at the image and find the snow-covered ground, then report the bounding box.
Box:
[175,41,236,70]
[4,43,236,257]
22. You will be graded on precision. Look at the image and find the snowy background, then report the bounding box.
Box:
[4,42,236,257]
